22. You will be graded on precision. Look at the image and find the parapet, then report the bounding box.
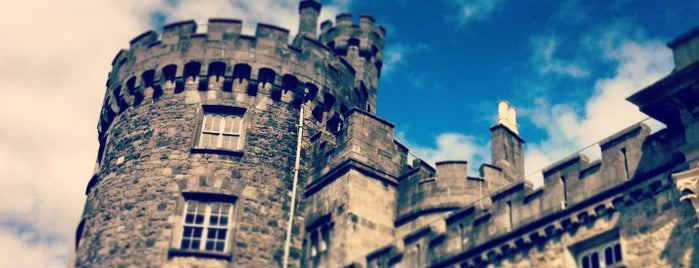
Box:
[318,13,385,67]
[392,120,682,267]
[396,159,488,227]
[309,108,407,187]
[99,18,374,144]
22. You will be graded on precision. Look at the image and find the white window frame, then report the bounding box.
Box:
[180,200,234,253]
[199,113,243,150]
[195,106,246,152]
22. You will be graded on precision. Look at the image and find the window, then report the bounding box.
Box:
[199,113,242,150]
[180,200,233,252]
[571,230,623,268]
[305,214,333,260]
[169,193,236,260]
[195,106,246,153]
[578,241,622,268]
[308,224,330,257]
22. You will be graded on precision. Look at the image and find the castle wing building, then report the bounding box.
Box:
[72,1,699,267]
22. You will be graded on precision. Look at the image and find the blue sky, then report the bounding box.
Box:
[0,0,696,266]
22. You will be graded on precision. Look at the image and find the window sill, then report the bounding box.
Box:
[191,147,244,156]
[168,248,233,261]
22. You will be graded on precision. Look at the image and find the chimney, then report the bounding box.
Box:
[490,101,525,181]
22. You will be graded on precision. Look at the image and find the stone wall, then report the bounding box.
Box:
[77,79,311,267]
[76,7,386,267]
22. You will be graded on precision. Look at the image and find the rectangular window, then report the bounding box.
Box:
[195,106,246,153]
[200,113,243,150]
[180,200,233,252]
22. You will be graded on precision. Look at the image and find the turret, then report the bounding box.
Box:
[319,14,385,114]
[76,16,365,268]
[298,0,321,38]
[490,101,525,181]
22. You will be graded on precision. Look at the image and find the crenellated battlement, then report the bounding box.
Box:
[351,119,688,267]
[319,13,385,111]
[395,121,686,266]
[77,5,699,266]
[319,13,385,64]
[99,18,382,142]
[396,160,492,229]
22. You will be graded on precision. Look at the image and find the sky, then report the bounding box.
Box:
[0,0,697,266]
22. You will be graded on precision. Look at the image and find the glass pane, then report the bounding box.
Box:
[210,216,219,225]
[191,239,200,249]
[225,116,241,133]
[605,247,613,265]
[203,133,219,148]
[181,239,191,249]
[207,229,218,239]
[218,230,227,239]
[221,135,239,150]
[193,227,202,237]
[187,201,198,212]
[582,256,590,268]
[206,241,214,251]
[199,134,210,147]
[195,215,204,224]
[216,241,225,251]
[211,115,221,132]
[203,115,213,131]
[220,216,228,225]
[614,243,622,261]
[591,252,599,268]
[185,214,194,224]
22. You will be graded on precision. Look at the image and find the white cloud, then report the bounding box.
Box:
[531,36,590,78]
[0,227,67,268]
[521,28,673,186]
[0,0,351,266]
[382,42,429,79]
[447,0,505,27]
[397,131,490,175]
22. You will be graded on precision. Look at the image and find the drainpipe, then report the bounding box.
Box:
[283,105,304,268]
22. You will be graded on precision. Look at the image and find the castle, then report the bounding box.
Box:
[72,1,699,267]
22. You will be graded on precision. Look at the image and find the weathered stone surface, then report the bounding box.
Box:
[73,2,699,268]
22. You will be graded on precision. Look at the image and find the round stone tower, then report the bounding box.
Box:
[73,1,384,267]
